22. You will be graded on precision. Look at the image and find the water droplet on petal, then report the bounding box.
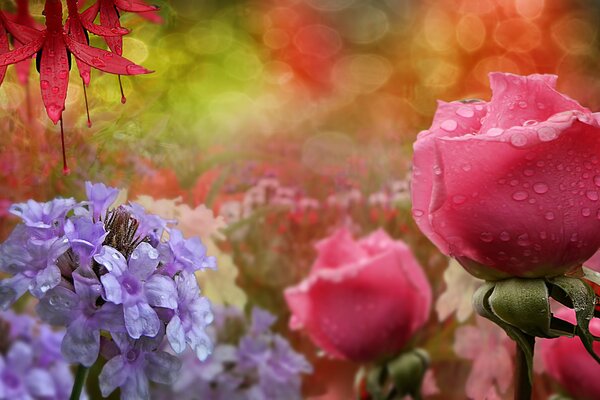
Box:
[512,191,528,201]
[518,101,528,108]
[452,195,467,205]
[510,132,528,147]
[523,169,534,177]
[40,80,50,89]
[480,232,493,242]
[456,107,475,118]
[412,209,424,217]
[461,163,472,172]
[500,231,511,241]
[593,175,600,187]
[486,127,504,137]
[537,126,558,142]
[582,208,591,217]
[523,120,538,126]
[441,119,458,131]
[586,190,599,201]
[532,183,548,194]
[544,211,555,221]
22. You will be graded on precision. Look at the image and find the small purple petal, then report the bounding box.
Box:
[94,246,127,276]
[166,316,186,354]
[145,275,177,309]
[124,303,160,339]
[29,264,61,298]
[25,369,56,398]
[128,242,160,280]
[144,351,182,384]
[61,317,100,367]
[99,355,128,397]
[100,274,123,305]
[85,182,119,221]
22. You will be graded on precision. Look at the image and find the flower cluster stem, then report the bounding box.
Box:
[69,364,89,400]
[514,334,534,400]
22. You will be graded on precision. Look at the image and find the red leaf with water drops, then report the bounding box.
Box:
[39,34,70,124]
[65,17,92,85]
[0,32,45,67]
[99,0,123,55]
[0,23,8,85]
[115,0,158,13]
[0,12,42,44]
[76,1,129,37]
[64,34,152,75]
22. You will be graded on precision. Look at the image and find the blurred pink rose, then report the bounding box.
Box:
[285,228,431,362]
[411,72,600,280]
[538,308,600,400]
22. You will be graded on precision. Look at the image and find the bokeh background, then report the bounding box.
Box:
[2,0,600,398]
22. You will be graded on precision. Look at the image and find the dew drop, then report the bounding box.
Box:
[586,190,599,201]
[452,195,467,205]
[517,233,531,247]
[441,119,458,131]
[461,163,472,172]
[544,211,555,221]
[412,209,424,217]
[537,126,558,142]
[40,80,50,89]
[594,175,600,187]
[523,119,538,126]
[518,101,528,109]
[486,127,504,137]
[582,208,591,217]
[512,191,528,201]
[523,169,534,177]
[532,183,548,194]
[456,107,475,118]
[480,232,493,243]
[510,132,528,147]
[500,231,511,241]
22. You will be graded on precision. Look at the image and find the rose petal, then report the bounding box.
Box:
[411,100,488,255]
[430,117,600,278]
[480,72,590,134]
[312,228,367,271]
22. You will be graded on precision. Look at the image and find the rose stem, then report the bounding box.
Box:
[69,364,88,400]
[514,334,534,400]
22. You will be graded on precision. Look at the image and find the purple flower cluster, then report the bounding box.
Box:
[155,307,312,400]
[0,182,216,399]
[0,311,78,400]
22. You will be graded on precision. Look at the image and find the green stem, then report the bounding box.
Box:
[514,334,535,400]
[69,364,89,400]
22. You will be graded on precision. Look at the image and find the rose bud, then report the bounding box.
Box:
[284,228,431,362]
[538,308,600,400]
[411,72,600,280]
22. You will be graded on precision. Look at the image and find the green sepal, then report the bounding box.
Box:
[365,365,386,400]
[488,279,553,338]
[386,349,429,400]
[473,283,535,383]
[547,276,600,363]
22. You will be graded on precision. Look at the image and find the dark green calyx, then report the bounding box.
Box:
[359,348,429,400]
[473,276,600,385]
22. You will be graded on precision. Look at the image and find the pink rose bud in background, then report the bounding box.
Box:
[411,72,600,280]
[538,308,600,400]
[284,228,431,362]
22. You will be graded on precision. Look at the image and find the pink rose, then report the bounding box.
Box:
[284,228,431,362]
[538,308,600,400]
[411,72,600,280]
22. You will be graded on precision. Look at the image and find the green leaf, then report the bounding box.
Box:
[548,276,600,363]
[386,349,429,400]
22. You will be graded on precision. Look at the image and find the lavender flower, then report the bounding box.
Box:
[94,243,177,339]
[155,307,312,400]
[85,182,119,221]
[99,333,181,399]
[0,182,216,400]
[0,311,80,400]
